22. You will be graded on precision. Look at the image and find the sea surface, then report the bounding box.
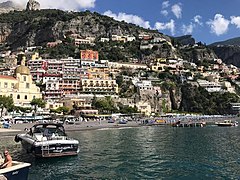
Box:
[1,125,240,179]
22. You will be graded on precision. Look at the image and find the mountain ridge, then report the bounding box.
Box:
[208,37,240,67]
[0,0,23,14]
[0,9,217,64]
[209,37,240,46]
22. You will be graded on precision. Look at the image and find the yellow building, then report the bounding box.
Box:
[0,64,42,107]
[135,101,151,116]
[87,67,110,79]
[151,62,165,72]
[80,79,118,95]
[151,58,167,72]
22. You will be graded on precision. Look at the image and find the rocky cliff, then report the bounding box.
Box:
[175,35,195,46]
[210,45,240,67]
[209,37,240,67]
[0,9,217,63]
[0,10,165,48]
[0,1,23,14]
[26,0,40,11]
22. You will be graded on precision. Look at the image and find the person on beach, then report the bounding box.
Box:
[0,150,12,169]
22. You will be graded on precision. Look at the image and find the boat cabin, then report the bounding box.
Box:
[28,123,67,141]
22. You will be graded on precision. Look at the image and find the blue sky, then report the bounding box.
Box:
[92,0,240,44]
[6,0,240,44]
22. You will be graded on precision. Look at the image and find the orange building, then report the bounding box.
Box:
[80,50,98,61]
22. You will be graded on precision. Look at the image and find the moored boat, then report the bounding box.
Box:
[14,123,79,158]
[215,120,238,127]
[0,160,31,180]
[172,120,206,127]
[118,119,128,124]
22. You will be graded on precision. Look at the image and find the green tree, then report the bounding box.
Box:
[57,106,70,115]
[119,105,138,114]
[0,96,14,117]
[50,108,60,114]
[30,98,46,114]
[116,75,124,86]
[94,96,117,114]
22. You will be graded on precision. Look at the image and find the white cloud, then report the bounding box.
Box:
[182,24,194,34]
[207,14,230,36]
[231,16,240,28]
[162,1,170,9]
[161,10,168,16]
[171,3,182,19]
[193,15,203,25]
[2,0,96,10]
[154,19,175,35]
[181,15,203,35]
[103,10,151,29]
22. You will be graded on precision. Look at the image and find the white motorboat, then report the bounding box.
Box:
[215,120,238,127]
[15,123,79,158]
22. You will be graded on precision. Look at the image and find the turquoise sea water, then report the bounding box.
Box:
[1,125,240,179]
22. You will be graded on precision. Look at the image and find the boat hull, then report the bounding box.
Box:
[33,143,79,158]
[216,123,236,127]
[0,161,31,180]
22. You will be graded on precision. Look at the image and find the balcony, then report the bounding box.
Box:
[44,91,62,94]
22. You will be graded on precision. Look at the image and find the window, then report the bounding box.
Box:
[25,95,27,100]
[10,94,13,98]
[17,95,20,99]
[23,76,26,81]
[4,82,7,88]
[26,83,30,89]
[11,83,14,88]
[33,95,35,99]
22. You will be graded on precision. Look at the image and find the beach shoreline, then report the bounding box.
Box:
[0,120,143,135]
[0,116,238,135]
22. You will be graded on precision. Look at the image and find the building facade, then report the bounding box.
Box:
[0,64,42,107]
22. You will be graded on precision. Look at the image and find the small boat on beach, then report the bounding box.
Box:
[215,120,238,127]
[118,119,128,124]
[0,158,31,180]
[14,123,79,158]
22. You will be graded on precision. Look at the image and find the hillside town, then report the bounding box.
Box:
[1,1,240,179]
[0,0,239,121]
[0,32,239,118]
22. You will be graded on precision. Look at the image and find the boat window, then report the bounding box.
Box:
[54,128,65,136]
[33,127,42,133]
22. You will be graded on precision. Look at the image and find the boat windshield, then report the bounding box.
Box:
[32,124,66,136]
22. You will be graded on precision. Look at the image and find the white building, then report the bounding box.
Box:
[100,38,110,42]
[197,80,222,92]
[108,62,149,70]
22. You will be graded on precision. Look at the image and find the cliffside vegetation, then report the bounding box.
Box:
[180,83,239,115]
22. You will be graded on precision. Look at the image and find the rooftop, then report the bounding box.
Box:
[0,75,16,80]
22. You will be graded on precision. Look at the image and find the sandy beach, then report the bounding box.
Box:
[0,128,21,133]
[0,120,142,135]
